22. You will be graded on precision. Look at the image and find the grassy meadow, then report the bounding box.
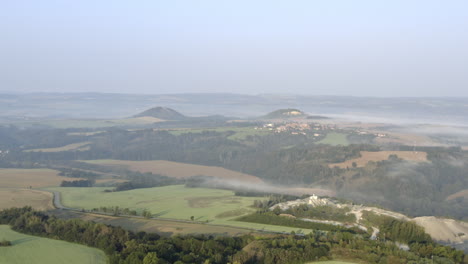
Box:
[48,185,314,234]
[318,132,349,146]
[48,185,257,222]
[0,225,107,264]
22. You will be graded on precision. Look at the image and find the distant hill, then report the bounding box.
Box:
[134,107,187,120]
[262,108,306,119]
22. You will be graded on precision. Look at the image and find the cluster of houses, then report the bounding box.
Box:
[254,122,337,137]
[356,130,387,138]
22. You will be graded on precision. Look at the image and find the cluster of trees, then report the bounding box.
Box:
[91,206,138,216]
[379,218,432,244]
[282,204,356,223]
[113,171,181,192]
[60,179,94,187]
[58,168,101,179]
[337,149,468,219]
[90,207,152,218]
[1,207,466,263]
[0,239,12,246]
[252,194,303,209]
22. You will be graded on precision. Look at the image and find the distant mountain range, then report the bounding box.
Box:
[0,93,467,125]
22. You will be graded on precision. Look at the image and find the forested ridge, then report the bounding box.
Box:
[1,126,468,219]
[1,207,466,264]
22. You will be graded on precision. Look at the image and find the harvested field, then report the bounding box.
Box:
[446,189,468,201]
[85,159,263,183]
[0,189,53,210]
[328,151,428,168]
[0,169,78,188]
[25,141,91,152]
[373,131,437,146]
[413,216,468,243]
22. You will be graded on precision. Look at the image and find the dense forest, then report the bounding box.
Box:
[1,207,466,264]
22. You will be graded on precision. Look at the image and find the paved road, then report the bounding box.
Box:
[51,191,73,210]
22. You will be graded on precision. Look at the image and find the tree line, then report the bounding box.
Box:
[0,207,466,263]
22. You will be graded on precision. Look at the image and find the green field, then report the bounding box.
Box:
[48,185,313,234]
[168,126,271,140]
[306,260,355,264]
[318,132,349,146]
[0,225,107,264]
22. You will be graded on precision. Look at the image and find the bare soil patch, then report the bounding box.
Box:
[413,216,468,243]
[0,189,53,210]
[329,151,428,168]
[87,160,263,183]
[446,189,468,201]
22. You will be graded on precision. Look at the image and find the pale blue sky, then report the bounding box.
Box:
[1,1,467,96]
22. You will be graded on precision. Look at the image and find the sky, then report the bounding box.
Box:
[1,0,467,97]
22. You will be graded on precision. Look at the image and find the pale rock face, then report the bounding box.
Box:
[285,111,302,116]
[270,195,332,211]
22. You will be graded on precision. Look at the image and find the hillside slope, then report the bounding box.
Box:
[134,106,187,120]
[263,108,306,119]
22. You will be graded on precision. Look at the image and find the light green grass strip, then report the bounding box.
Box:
[47,185,315,234]
[318,132,349,146]
[0,225,107,264]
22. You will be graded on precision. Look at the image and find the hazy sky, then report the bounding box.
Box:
[1,1,467,96]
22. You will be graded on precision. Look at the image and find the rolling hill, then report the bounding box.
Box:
[134,106,187,120]
[262,108,306,119]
